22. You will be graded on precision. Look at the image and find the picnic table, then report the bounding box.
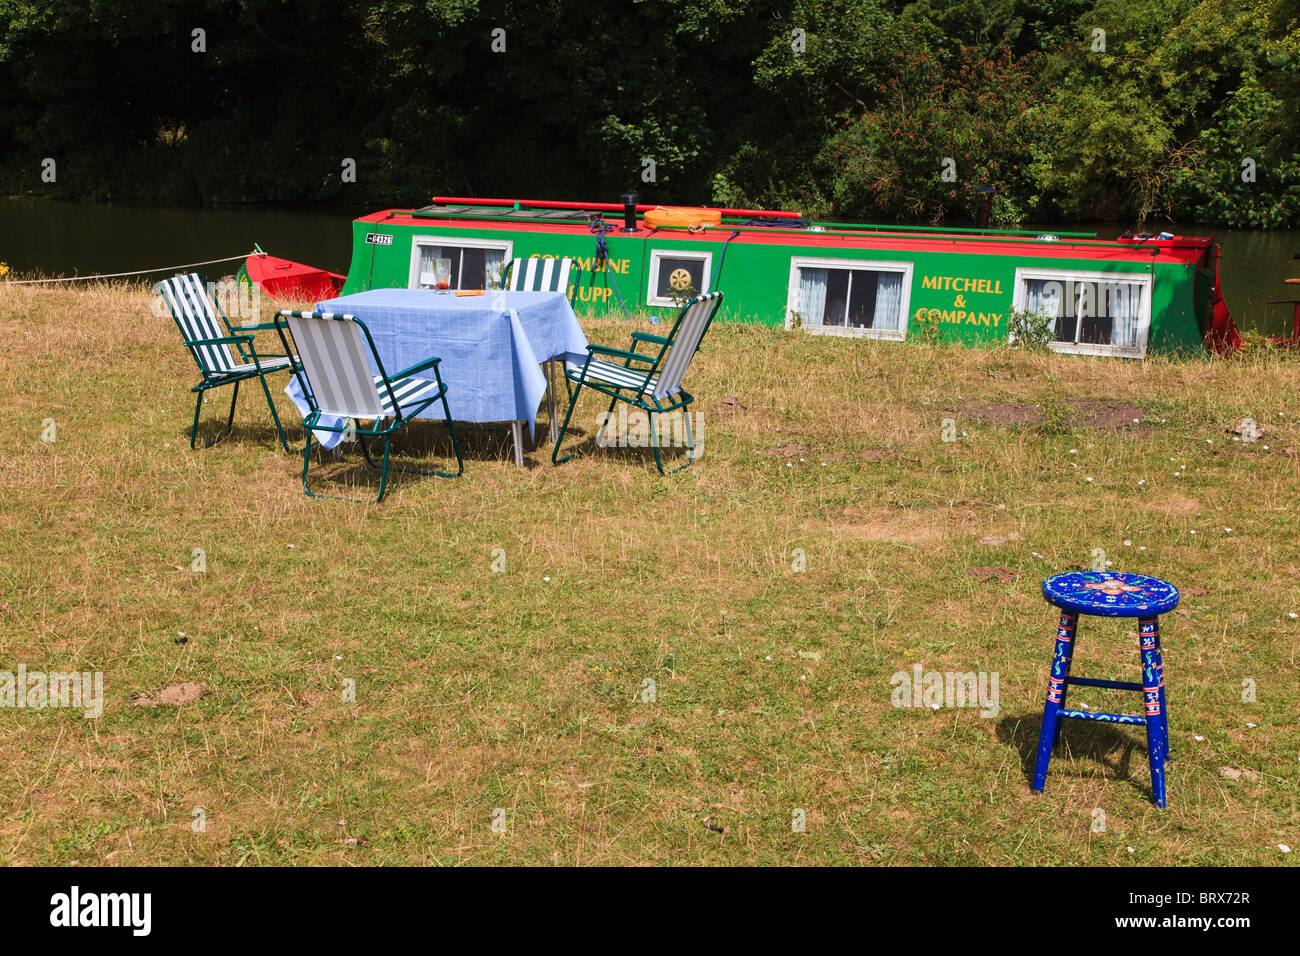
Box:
[285,288,588,464]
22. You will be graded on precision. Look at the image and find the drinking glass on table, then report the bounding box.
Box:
[432,258,452,292]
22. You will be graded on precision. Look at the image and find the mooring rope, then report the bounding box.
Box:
[588,219,632,317]
[2,251,254,285]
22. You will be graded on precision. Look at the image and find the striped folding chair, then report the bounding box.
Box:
[273,310,462,502]
[158,272,298,452]
[552,292,723,475]
[503,257,581,300]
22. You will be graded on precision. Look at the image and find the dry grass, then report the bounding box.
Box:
[0,279,1297,865]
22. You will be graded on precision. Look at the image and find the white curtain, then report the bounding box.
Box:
[798,268,828,326]
[484,249,505,289]
[873,272,903,330]
[1023,279,1062,338]
[1107,282,1141,349]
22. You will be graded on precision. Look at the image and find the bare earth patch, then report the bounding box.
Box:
[715,395,748,416]
[838,507,971,545]
[1072,400,1148,430]
[978,531,1023,546]
[1146,494,1203,516]
[133,681,205,707]
[966,566,1021,583]
[859,448,920,464]
[1219,766,1259,782]
[1227,420,1265,441]
[961,400,1148,431]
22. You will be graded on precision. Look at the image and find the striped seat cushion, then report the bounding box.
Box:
[375,374,445,417]
[572,360,657,393]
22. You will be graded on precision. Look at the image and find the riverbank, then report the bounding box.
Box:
[1,280,1297,864]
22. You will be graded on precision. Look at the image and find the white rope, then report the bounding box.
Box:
[2,251,254,285]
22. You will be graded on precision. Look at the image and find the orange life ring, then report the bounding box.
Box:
[642,206,722,230]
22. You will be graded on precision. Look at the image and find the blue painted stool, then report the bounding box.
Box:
[1032,571,1179,808]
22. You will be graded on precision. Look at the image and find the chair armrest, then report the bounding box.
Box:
[392,355,442,379]
[186,334,255,347]
[630,332,669,346]
[226,321,282,332]
[587,344,657,363]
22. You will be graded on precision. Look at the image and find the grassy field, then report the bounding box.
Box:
[1,279,1297,866]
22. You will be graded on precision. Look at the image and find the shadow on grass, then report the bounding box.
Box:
[188,413,697,484]
[552,425,699,473]
[998,711,1152,800]
[187,418,295,451]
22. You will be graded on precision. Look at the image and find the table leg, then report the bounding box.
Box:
[546,360,559,445]
[511,420,525,467]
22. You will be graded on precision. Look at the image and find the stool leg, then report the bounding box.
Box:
[1054,615,1079,748]
[1032,612,1078,794]
[1154,626,1169,756]
[1139,616,1167,808]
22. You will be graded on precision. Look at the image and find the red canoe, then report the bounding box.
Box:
[244,253,345,302]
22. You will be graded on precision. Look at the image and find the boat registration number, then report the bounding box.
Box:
[365,233,394,245]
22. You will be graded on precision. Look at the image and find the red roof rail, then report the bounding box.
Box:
[430,196,805,219]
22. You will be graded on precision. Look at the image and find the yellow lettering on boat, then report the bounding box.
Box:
[920,275,1004,296]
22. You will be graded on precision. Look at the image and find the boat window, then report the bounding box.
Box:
[409,237,512,290]
[1013,269,1151,356]
[787,258,913,339]
[647,251,712,306]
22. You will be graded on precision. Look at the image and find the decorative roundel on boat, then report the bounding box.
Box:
[669,268,693,291]
[1041,571,1179,617]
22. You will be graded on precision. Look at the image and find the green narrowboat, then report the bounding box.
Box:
[338,196,1238,358]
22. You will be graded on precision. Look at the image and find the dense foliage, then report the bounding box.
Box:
[1,0,1297,226]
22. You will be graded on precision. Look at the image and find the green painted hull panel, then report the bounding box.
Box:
[341,208,1220,357]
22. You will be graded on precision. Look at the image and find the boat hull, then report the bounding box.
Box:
[340,201,1232,358]
[245,254,345,302]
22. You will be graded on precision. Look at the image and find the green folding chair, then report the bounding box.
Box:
[157,272,298,452]
[273,310,463,503]
[552,291,723,475]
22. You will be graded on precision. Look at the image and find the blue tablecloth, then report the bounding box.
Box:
[285,289,589,449]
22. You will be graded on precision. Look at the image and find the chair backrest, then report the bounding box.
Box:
[505,257,575,296]
[158,273,237,374]
[652,292,724,399]
[279,311,386,419]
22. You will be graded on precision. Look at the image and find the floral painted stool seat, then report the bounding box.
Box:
[1032,571,1180,808]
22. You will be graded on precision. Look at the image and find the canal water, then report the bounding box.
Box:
[2,198,1296,335]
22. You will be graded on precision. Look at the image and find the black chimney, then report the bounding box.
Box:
[621,193,639,232]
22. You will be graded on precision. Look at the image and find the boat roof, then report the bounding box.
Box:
[355,199,1215,265]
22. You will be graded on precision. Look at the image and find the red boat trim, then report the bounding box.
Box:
[431,196,805,219]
